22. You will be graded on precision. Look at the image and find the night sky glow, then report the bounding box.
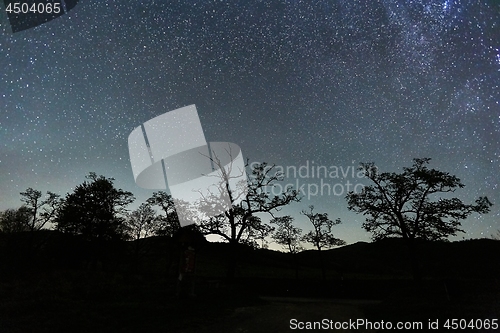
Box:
[1,0,499,245]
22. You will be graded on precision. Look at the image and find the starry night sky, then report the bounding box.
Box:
[1,0,499,245]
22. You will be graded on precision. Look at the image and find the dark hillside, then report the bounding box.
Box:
[1,231,498,332]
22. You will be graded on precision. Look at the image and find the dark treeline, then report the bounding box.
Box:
[0,158,494,281]
[0,159,498,332]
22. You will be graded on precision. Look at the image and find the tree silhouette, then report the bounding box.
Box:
[272,215,303,278]
[20,188,61,231]
[198,161,300,243]
[241,213,274,249]
[301,205,346,280]
[55,173,134,241]
[146,191,181,237]
[271,216,303,254]
[146,191,199,279]
[125,203,159,242]
[124,202,160,271]
[346,158,493,280]
[0,207,31,233]
[197,158,300,279]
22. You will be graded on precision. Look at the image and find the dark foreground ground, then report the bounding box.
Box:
[1,273,498,332]
[1,232,499,332]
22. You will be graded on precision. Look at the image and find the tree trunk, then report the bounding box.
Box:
[293,253,299,279]
[406,239,421,282]
[318,248,326,280]
[226,240,238,281]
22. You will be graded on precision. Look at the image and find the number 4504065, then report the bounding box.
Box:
[5,2,61,14]
[443,319,498,330]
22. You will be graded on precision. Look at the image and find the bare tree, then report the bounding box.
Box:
[243,214,274,249]
[301,206,346,280]
[20,188,61,231]
[271,216,303,254]
[199,161,299,241]
[272,215,303,278]
[301,206,346,251]
[125,203,159,242]
[124,203,161,271]
[346,158,493,280]
[197,151,300,279]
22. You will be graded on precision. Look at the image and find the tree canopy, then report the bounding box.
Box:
[56,173,135,241]
[271,215,303,254]
[0,207,31,233]
[125,203,159,241]
[195,158,300,279]
[20,188,61,231]
[197,161,300,247]
[346,158,492,242]
[301,205,346,251]
[146,191,181,237]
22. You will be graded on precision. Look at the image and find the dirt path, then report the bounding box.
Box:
[192,297,380,333]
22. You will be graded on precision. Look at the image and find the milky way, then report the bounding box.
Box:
[1,0,499,244]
